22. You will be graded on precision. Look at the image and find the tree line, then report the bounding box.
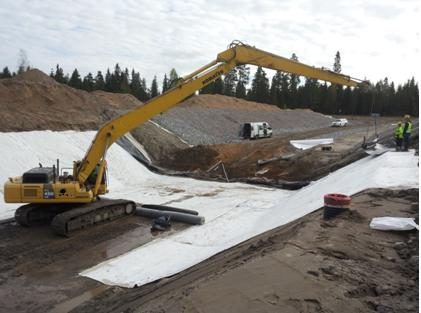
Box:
[0,51,418,117]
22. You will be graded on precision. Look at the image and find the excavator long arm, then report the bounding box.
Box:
[76,43,364,186]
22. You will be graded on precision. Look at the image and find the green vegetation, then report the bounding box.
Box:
[0,51,418,116]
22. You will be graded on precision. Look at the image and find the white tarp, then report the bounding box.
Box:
[0,131,285,221]
[290,138,334,150]
[0,131,418,288]
[81,149,418,287]
[370,217,419,231]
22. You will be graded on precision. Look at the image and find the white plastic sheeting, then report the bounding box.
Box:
[0,131,417,288]
[81,150,418,288]
[0,131,284,221]
[290,138,334,150]
[370,217,419,231]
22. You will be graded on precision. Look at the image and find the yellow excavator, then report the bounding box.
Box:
[3,41,366,235]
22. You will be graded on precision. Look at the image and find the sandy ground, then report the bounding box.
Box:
[0,188,416,313]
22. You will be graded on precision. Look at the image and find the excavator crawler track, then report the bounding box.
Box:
[51,199,135,236]
[15,204,67,227]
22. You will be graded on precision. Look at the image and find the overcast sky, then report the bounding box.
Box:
[0,0,419,85]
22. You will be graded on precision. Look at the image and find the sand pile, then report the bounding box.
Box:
[153,94,332,145]
[0,69,136,131]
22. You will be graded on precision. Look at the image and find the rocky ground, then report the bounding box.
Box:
[153,94,333,145]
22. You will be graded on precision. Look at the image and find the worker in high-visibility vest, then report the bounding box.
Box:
[394,122,403,151]
[403,115,412,151]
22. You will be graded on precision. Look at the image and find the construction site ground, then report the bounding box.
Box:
[158,117,396,183]
[0,189,417,313]
[0,70,418,312]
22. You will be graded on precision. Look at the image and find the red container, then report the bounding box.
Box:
[323,193,351,219]
[324,193,352,206]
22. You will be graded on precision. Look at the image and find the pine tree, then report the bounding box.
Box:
[162,74,169,92]
[289,53,301,108]
[54,64,67,84]
[150,76,159,98]
[249,66,270,103]
[200,82,213,94]
[104,69,112,92]
[299,77,320,111]
[94,71,105,90]
[201,77,224,95]
[130,70,141,97]
[279,72,290,109]
[270,71,282,106]
[341,86,353,114]
[235,65,250,99]
[110,64,122,92]
[68,68,82,89]
[1,66,12,78]
[139,78,149,101]
[82,72,95,91]
[333,51,341,73]
[223,68,237,96]
[213,78,224,94]
[169,68,179,87]
[120,68,131,94]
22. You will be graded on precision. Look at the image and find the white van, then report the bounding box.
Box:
[331,118,348,127]
[243,122,273,139]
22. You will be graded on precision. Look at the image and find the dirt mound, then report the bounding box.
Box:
[0,69,135,131]
[0,69,188,163]
[153,94,332,145]
[12,69,58,85]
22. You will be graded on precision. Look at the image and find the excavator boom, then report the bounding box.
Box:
[76,42,364,186]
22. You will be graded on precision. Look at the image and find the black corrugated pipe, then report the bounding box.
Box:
[135,207,205,225]
[140,204,198,216]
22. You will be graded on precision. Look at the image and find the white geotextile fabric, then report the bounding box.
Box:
[81,147,418,287]
[370,217,419,231]
[0,131,418,288]
[0,131,284,221]
[290,138,334,150]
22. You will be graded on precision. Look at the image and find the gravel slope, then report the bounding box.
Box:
[153,94,332,145]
